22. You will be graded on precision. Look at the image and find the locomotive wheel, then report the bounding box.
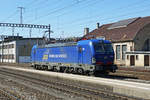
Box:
[59,67,65,72]
[33,65,36,69]
[64,67,68,73]
[53,67,58,72]
[69,67,74,73]
[45,66,48,70]
[36,65,40,70]
[77,68,84,74]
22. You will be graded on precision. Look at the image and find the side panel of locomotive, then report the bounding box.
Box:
[35,46,79,63]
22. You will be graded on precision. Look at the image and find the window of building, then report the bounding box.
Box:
[0,54,14,59]
[127,55,129,60]
[3,45,6,49]
[8,44,11,49]
[3,55,6,59]
[130,46,133,51]
[9,54,14,59]
[5,45,8,49]
[6,45,8,49]
[116,45,120,60]
[143,39,150,51]
[122,45,127,60]
[136,55,138,60]
[9,44,14,48]
[6,55,8,59]
[12,54,14,59]
[1,45,3,49]
[4,45,7,49]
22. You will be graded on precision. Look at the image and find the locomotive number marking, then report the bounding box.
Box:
[49,54,67,58]
[43,55,48,60]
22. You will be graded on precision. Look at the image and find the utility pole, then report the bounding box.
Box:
[48,24,51,40]
[18,7,25,24]
[29,28,32,38]
[12,27,15,36]
[44,24,52,42]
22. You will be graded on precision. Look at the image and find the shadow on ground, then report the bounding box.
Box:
[95,73,138,80]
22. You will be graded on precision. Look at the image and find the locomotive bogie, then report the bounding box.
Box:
[32,62,95,74]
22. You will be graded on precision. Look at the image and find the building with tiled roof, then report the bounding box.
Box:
[83,16,150,65]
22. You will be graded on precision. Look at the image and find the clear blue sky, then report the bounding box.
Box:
[0,0,150,38]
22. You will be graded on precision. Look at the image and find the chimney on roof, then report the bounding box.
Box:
[96,23,100,29]
[84,28,89,35]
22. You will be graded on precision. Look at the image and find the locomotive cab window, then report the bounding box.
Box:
[94,43,104,53]
[103,43,113,52]
[94,43,113,53]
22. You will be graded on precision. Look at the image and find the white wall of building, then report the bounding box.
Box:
[126,52,150,67]
[112,41,134,65]
[0,41,16,63]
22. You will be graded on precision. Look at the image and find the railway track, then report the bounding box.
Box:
[1,64,150,81]
[0,68,143,100]
[0,87,22,100]
[110,69,150,81]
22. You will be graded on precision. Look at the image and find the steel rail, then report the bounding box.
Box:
[0,87,22,100]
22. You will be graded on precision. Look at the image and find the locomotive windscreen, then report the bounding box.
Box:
[94,43,113,53]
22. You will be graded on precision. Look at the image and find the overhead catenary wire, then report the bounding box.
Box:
[18,0,44,21]
[2,0,149,38]
[53,0,105,36]
[26,0,60,13]
[30,0,150,38]
[57,0,150,30]
[25,0,149,30]
[0,10,18,34]
[24,0,64,21]
[61,7,150,30]
[25,0,88,23]
[24,0,41,8]
[58,5,150,37]
[1,0,41,23]
[29,0,147,25]
[1,10,18,23]
[55,0,105,18]
[0,1,49,36]
[61,0,150,26]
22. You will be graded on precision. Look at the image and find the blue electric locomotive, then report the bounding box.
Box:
[31,39,117,74]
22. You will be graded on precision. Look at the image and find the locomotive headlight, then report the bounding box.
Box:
[92,57,96,64]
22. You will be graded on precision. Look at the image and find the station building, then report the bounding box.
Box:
[0,36,44,63]
[126,51,150,67]
[83,16,150,66]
